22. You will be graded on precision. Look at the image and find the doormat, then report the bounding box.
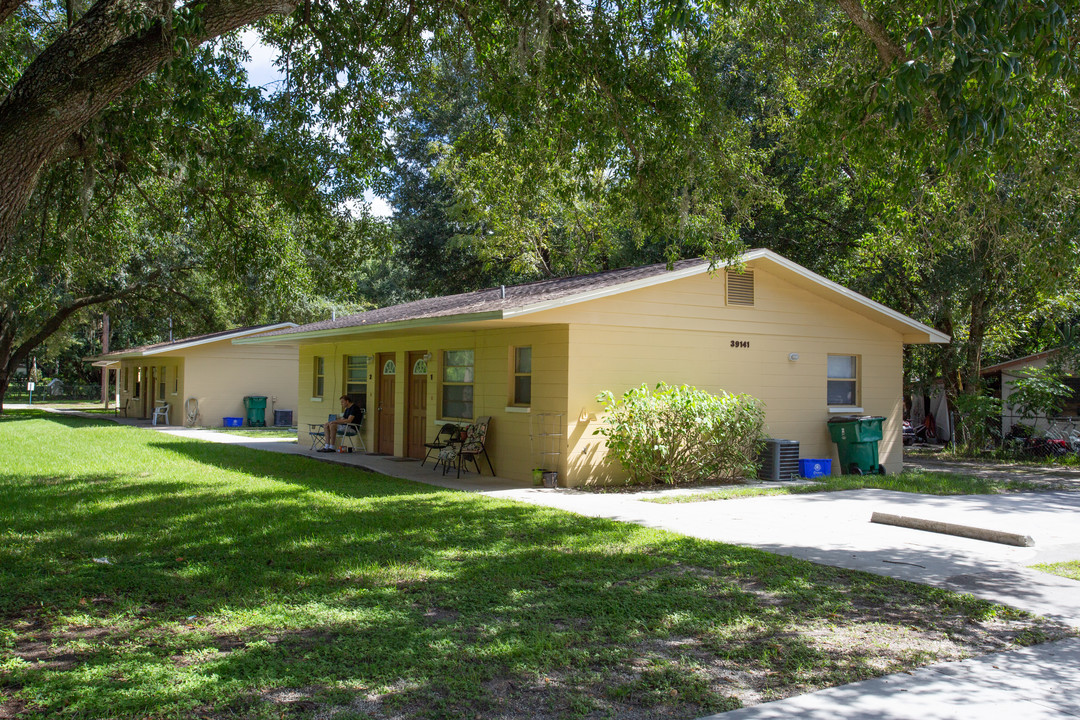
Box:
[364,452,392,457]
[386,457,417,462]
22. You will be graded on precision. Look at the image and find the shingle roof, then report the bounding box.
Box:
[253,258,711,338]
[235,249,949,345]
[88,323,297,360]
[980,349,1062,374]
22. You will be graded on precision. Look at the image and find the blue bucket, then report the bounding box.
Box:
[799,458,831,479]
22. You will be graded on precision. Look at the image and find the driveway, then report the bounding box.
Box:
[485,483,1080,626]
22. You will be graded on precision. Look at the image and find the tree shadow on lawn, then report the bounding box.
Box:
[1,432,1065,719]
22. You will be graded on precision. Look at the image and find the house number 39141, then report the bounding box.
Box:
[730,340,750,348]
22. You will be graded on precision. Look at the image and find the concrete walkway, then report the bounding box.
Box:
[38,409,1080,718]
[701,638,1080,720]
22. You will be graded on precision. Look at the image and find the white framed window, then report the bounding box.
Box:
[158,366,167,400]
[827,355,858,406]
[313,356,325,398]
[511,346,531,406]
[442,350,474,420]
[344,355,367,408]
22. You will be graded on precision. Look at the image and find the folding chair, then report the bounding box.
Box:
[422,423,459,468]
[441,417,495,478]
[338,408,367,453]
[308,414,336,450]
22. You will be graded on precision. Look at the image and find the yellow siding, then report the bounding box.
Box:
[117,358,184,423]
[295,326,570,480]
[531,263,905,485]
[182,342,298,427]
[116,342,298,427]
[292,261,909,486]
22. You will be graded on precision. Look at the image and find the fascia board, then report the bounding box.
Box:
[753,250,951,344]
[233,312,505,344]
[142,323,298,354]
[980,349,1059,374]
[85,323,298,360]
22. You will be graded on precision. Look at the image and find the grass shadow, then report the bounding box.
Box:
[1,416,1070,719]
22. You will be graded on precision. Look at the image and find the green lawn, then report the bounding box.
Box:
[906,445,1080,467]
[642,471,1047,504]
[1031,561,1080,581]
[0,412,1068,719]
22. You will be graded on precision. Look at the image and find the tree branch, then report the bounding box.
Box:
[0,0,28,25]
[0,0,299,253]
[834,0,906,68]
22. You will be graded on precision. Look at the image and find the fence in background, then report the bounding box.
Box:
[6,380,114,403]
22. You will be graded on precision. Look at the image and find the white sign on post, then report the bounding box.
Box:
[27,382,35,392]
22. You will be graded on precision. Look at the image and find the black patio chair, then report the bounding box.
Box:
[422,423,460,468]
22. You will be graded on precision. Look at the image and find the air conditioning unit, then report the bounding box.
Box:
[758,439,800,481]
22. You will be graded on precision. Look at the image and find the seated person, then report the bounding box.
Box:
[318,395,362,452]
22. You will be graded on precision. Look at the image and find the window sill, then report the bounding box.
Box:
[434,418,471,425]
[828,406,864,413]
[310,397,323,402]
[504,406,531,414]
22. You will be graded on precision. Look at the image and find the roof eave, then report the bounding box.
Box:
[750,250,951,345]
[233,311,505,343]
[980,348,1060,374]
[82,323,299,361]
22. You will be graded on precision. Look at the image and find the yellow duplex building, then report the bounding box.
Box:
[239,250,948,486]
[88,324,299,427]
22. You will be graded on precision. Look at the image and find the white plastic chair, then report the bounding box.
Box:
[151,402,170,426]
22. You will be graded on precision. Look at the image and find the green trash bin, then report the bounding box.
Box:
[828,415,886,475]
[243,396,267,427]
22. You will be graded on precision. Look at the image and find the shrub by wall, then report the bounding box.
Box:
[594,383,767,485]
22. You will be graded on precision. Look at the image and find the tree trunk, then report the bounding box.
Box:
[0,277,165,414]
[100,313,110,405]
[0,0,298,253]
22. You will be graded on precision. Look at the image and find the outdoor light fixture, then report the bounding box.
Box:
[422,352,432,362]
[788,353,800,362]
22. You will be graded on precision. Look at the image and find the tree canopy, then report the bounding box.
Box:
[1,0,1078,415]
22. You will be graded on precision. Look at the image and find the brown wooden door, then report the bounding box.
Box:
[376,353,396,455]
[405,351,429,459]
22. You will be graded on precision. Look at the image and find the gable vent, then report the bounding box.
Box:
[727,270,755,306]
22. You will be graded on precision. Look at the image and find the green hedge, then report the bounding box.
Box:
[594,383,768,485]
